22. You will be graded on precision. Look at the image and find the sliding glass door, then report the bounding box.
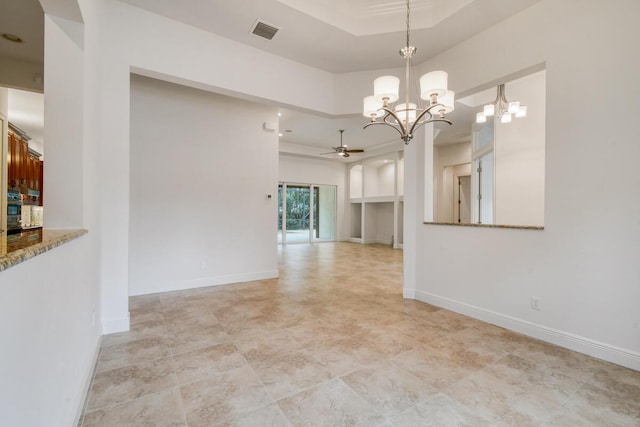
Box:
[278,183,336,244]
[284,184,311,243]
[312,185,336,242]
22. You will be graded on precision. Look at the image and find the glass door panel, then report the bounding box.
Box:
[285,185,311,243]
[277,184,284,244]
[312,185,336,242]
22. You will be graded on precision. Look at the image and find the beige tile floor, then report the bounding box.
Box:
[81,243,640,426]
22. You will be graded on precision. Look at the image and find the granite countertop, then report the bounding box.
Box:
[0,229,88,272]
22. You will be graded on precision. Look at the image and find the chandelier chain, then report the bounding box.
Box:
[405,0,411,49]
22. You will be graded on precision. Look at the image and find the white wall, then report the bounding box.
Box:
[377,163,396,196]
[405,0,640,370]
[86,0,342,331]
[434,142,471,222]
[374,202,395,244]
[0,9,103,425]
[494,71,545,226]
[43,15,85,228]
[349,164,363,198]
[129,75,279,295]
[0,236,101,426]
[9,0,635,423]
[279,154,347,241]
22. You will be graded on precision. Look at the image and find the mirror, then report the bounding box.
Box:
[432,69,546,228]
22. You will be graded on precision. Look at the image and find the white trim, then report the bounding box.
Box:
[128,270,279,297]
[102,314,130,334]
[402,287,416,299]
[73,334,102,426]
[409,289,640,371]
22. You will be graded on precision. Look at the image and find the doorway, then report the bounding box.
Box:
[456,175,471,224]
[278,183,336,244]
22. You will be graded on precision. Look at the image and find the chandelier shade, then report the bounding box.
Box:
[515,105,528,118]
[363,96,384,118]
[420,71,448,99]
[363,0,453,144]
[395,103,417,124]
[374,76,400,103]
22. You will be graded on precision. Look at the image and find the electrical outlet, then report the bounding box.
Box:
[200,261,207,270]
[531,297,541,310]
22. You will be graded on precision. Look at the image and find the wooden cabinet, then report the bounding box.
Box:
[7,130,44,205]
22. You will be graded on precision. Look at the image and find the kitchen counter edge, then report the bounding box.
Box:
[0,229,88,272]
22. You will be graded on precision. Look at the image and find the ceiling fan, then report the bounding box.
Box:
[320,130,364,158]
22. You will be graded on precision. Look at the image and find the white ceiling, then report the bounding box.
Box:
[8,88,45,149]
[280,69,546,158]
[0,0,44,64]
[118,0,541,160]
[120,0,541,73]
[3,0,542,157]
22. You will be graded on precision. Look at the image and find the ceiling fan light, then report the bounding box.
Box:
[420,71,448,100]
[483,104,495,117]
[516,105,527,118]
[395,103,417,124]
[374,76,400,103]
[363,95,384,118]
[501,112,512,123]
[508,101,520,114]
[476,112,486,123]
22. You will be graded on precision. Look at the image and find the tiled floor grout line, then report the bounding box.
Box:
[81,243,640,426]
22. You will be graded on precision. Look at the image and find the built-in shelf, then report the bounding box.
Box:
[348,152,404,249]
[362,195,395,203]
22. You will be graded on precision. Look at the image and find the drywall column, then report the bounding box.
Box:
[43,16,84,227]
[403,125,430,296]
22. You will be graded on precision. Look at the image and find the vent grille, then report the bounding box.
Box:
[251,21,279,40]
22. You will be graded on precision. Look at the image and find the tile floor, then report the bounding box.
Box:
[80,243,640,426]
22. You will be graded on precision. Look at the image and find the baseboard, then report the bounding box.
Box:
[73,333,102,426]
[409,289,640,371]
[403,287,416,299]
[361,238,394,245]
[129,270,280,297]
[102,314,130,334]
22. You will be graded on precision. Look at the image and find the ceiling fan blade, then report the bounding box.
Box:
[346,149,364,153]
[319,152,337,155]
[343,152,350,158]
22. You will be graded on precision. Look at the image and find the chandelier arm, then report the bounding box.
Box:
[414,106,435,123]
[381,108,409,135]
[363,121,406,139]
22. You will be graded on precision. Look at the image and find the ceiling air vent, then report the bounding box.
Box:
[250,20,279,40]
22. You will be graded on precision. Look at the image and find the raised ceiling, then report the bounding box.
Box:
[3,0,543,157]
[120,0,541,73]
[276,0,474,36]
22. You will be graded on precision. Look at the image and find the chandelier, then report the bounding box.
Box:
[362,0,454,145]
[476,83,527,124]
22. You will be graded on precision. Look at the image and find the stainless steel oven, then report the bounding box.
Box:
[7,190,22,231]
